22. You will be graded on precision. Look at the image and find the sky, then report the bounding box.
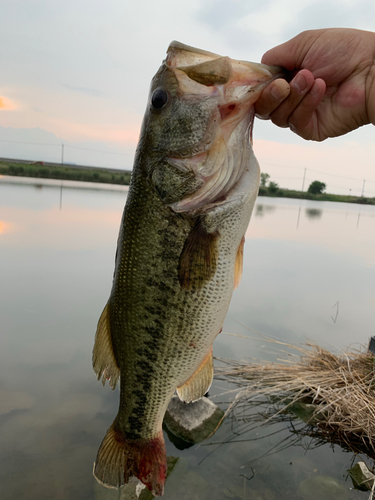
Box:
[1,0,375,196]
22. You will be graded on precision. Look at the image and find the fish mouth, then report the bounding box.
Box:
[165,42,283,213]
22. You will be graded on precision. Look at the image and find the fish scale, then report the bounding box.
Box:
[92,41,284,496]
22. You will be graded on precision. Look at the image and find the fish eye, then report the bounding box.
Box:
[151,89,169,109]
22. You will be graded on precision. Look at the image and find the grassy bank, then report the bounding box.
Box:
[1,159,374,205]
[0,159,131,185]
[258,186,375,205]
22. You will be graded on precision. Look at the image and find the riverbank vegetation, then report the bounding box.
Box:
[1,159,374,205]
[215,339,375,459]
[258,185,375,205]
[0,159,131,185]
[259,173,375,205]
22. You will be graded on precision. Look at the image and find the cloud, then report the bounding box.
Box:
[0,220,11,235]
[63,84,103,97]
[197,0,267,29]
[0,96,19,110]
[49,118,140,145]
[195,0,274,55]
[288,0,375,36]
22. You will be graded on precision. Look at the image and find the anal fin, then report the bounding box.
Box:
[177,348,214,403]
[92,302,120,390]
[178,218,219,291]
[234,236,245,290]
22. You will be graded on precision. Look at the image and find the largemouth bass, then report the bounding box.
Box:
[93,41,282,496]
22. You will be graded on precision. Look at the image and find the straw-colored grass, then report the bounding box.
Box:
[215,339,375,455]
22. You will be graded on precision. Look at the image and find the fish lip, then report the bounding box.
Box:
[165,41,222,68]
[166,41,289,80]
[166,40,287,82]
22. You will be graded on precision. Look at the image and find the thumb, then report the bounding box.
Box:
[261,31,317,71]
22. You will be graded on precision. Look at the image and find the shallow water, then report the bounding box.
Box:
[1,176,374,499]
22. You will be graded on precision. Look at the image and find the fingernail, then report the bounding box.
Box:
[293,73,307,92]
[270,85,283,101]
[311,82,320,97]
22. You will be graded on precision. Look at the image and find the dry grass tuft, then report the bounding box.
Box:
[215,339,375,455]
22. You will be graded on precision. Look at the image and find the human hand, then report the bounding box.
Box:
[255,28,375,141]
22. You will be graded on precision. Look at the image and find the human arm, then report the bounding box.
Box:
[254,28,375,141]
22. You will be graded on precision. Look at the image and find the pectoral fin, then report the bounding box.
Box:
[178,219,219,291]
[234,236,245,290]
[92,302,120,390]
[176,348,214,403]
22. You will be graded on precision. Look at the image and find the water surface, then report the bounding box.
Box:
[1,176,374,499]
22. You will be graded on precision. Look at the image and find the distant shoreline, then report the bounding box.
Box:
[0,158,131,186]
[1,159,374,206]
[258,186,375,205]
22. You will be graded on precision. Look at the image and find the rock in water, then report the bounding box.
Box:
[164,396,224,443]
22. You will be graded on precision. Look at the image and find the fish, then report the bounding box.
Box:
[92,41,283,496]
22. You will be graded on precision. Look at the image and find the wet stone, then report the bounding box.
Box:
[348,462,375,491]
[163,396,224,443]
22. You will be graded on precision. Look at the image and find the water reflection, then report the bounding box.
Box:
[254,203,276,217]
[305,207,323,220]
[0,181,374,499]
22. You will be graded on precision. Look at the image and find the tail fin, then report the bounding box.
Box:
[94,422,167,496]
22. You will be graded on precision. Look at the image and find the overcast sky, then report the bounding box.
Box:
[1,0,375,195]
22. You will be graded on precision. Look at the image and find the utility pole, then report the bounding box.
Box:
[61,143,64,165]
[301,167,306,192]
[361,179,365,197]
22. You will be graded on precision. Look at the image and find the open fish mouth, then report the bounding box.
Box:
[164,41,284,214]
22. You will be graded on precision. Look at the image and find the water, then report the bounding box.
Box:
[1,176,374,499]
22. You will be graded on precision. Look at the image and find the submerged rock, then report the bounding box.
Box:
[348,462,375,491]
[163,396,224,443]
[289,401,325,425]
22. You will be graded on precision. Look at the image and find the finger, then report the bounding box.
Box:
[255,79,290,119]
[288,78,326,141]
[268,69,315,128]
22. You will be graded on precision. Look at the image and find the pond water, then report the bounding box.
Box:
[1,175,374,500]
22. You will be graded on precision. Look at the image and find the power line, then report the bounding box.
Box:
[66,144,133,156]
[261,160,375,184]
[1,136,375,191]
[0,138,133,156]
[0,139,59,147]
[267,175,304,180]
[261,162,301,170]
[308,167,375,184]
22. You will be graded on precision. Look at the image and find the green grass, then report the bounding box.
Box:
[258,186,375,205]
[0,160,131,185]
[1,159,374,206]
